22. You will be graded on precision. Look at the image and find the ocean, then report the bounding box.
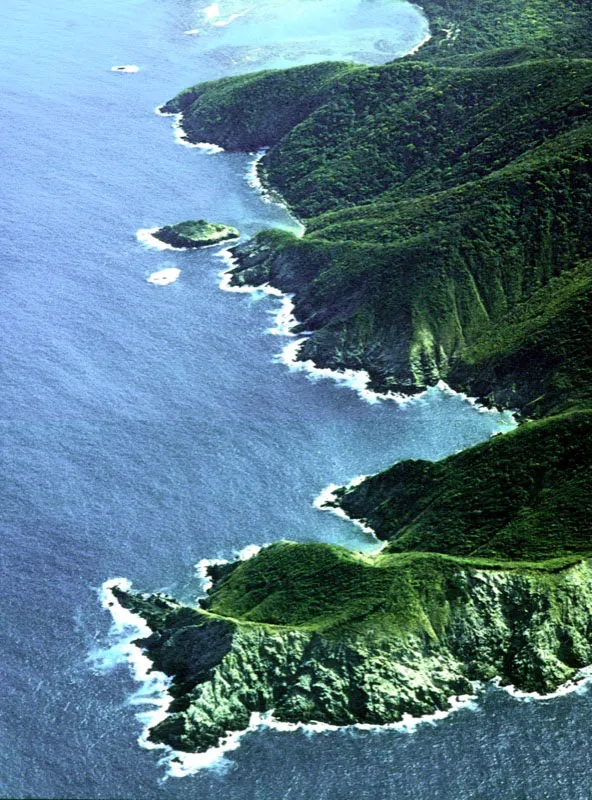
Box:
[1,0,590,797]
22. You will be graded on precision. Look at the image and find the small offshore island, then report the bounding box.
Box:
[117,0,592,755]
[152,219,239,249]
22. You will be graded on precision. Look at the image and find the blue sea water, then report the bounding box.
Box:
[1,0,591,797]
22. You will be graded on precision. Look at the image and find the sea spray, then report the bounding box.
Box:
[436,380,518,425]
[89,579,173,748]
[195,543,264,593]
[147,268,181,285]
[217,245,520,419]
[494,670,592,702]
[217,248,423,404]
[245,150,306,235]
[163,687,484,777]
[95,576,487,781]
[94,578,250,777]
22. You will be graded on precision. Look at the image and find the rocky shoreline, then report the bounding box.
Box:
[115,551,592,754]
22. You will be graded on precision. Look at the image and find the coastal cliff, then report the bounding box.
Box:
[117,548,592,753]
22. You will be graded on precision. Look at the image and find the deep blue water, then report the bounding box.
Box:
[1,0,590,797]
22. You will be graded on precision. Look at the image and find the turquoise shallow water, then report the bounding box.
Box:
[1,0,590,797]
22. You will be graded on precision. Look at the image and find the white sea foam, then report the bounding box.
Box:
[92,579,246,777]
[155,105,174,117]
[245,149,272,202]
[95,578,592,780]
[212,10,250,27]
[266,294,298,336]
[244,151,306,235]
[235,543,263,561]
[195,557,229,593]
[217,245,517,416]
[313,479,383,547]
[147,268,181,285]
[136,227,185,251]
[194,544,263,593]
[277,338,421,405]
[435,380,518,425]
[89,579,173,746]
[216,249,299,339]
[154,107,225,152]
[172,112,224,152]
[494,669,592,702]
[111,65,140,73]
[217,245,424,404]
[140,688,481,778]
[184,28,201,35]
[217,249,258,294]
[203,2,221,20]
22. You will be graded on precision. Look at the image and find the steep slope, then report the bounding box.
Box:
[116,548,592,753]
[166,53,592,391]
[449,260,592,415]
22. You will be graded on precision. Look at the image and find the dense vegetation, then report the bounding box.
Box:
[337,410,592,560]
[155,0,592,621]
[415,0,592,61]
[153,219,239,248]
[117,550,592,750]
[167,29,592,392]
[199,541,587,634]
[450,260,592,415]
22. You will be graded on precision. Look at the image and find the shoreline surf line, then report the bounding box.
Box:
[97,11,521,776]
[137,227,186,251]
[407,4,432,54]
[98,574,592,780]
[494,669,592,702]
[97,547,592,780]
[245,149,305,233]
[195,543,264,593]
[313,476,385,549]
[155,106,225,153]
[217,243,518,418]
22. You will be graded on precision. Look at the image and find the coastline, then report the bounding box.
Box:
[155,105,225,154]
[406,5,432,55]
[218,244,516,416]
[94,0,592,775]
